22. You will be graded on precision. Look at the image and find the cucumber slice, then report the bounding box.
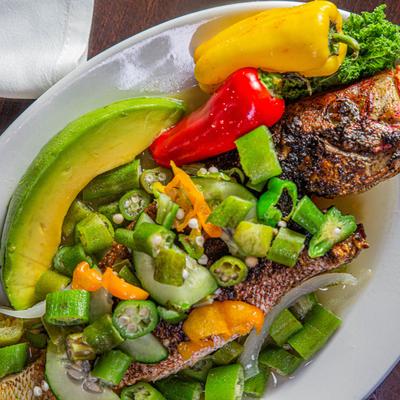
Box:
[45,342,119,400]
[119,333,168,363]
[133,251,217,310]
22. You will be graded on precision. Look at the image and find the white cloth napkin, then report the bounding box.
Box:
[0,0,94,99]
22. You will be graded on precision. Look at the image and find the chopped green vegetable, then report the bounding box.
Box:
[308,207,357,258]
[82,159,141,205]
[83,314,124,353]
[292,196,324,235]
[92,349,132,385]
[181,358,213,382]
[66,332,96,361]
[157,306,187,324]
[89,288,113,323]
[305,304,342,336]
[244,366,270,398]
[53,244,92,276]
[290,292,318,320]
[235,125,282,185]
[140,167,173,194]
[0,315,24,347]
[25,330,48,349]
[261,6,400,100]
[155,192,179,229]
[233,221,274,257]
[267,227,306,268]
[257,178,298,227]
[259,347,302,376]
[113,300,159,339]
[75,213,114,254]
[154,247,186,286]
[121,382,166,400]
[62,200,94,241]
[211,341,243,365]
[207,195,253,228]
[270,309,303,346]
[210,256,248,287]
[119,189,151,222]
[45,290,90,326]
[205,364,244,400]
[35,270,71,301]
[98,201,121,224]
[131,223,175,257]
[0,343,28,379]
[156,378,202,400]
[178,233,204,260]
[119,264,141,286]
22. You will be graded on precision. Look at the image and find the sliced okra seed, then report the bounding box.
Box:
[127,323,138,332]
[118,316,131,326]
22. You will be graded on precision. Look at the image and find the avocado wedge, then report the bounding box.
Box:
[1,97,184,309]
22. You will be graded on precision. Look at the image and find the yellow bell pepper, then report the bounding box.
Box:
[194,1,348,87]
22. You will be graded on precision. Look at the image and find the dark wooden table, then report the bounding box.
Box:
[0,0,399,398]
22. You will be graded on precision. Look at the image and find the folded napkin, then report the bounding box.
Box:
[0,0,94,99]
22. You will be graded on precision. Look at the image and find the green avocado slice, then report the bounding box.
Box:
[1,97,184,310]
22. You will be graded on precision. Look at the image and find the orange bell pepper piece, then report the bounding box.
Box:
[178,339,215,360]
[164,162,222,238]
[72,261,103,291]
[102,268,149,300]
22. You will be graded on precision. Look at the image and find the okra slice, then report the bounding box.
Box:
[305,304,342,336]
[83,314,124,353]
[35,270,71,301]
[155,192,179,229]
[178,233,204,260]
[131,222,175,257]
[267,227,306,268]
[0,342,29,379]
[121,382,166,400]
[53,244,92,276]
[308,207,357,258]
[75,213,114,254]
[92,349,132,385]
[45,290,90,326]
[66,332,96,361]
[157,306,186,324]
[210,256,248,287]
[292,196,324,235]
[205,364,244,400]
[270,309,302,346]
[113,300,158,340]
[82,159,142,205]
[140,167,173,194]
[25,331,48,349]
[153,248,186,286]
[119,189,151,221]
[0,315,24,347]
[244,366,270,398]
[62,200,94,241]
[207,195,254,229]
[235,125,282,185]
[211,341,243,365]
[98,201,122,224]
[155,378,202,400]
[181,358,213,382]
[233,221,274,257]
[259,347,302,376]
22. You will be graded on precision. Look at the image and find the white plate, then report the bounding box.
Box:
[0,2,399,399]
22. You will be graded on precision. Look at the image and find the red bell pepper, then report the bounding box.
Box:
[150,67,285,167]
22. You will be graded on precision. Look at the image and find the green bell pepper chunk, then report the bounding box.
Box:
[308,207,357,258]
[270,309,303,346]
[259,347,302,376]
[257,178,298,227]
[233,221,274,257]
[235,125,282,185]
[292,196,324,234]
[267,227,306,267]
[207,195,253,229]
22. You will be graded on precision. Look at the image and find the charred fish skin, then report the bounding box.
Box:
[273,69,400,198]
[121,225,368,386]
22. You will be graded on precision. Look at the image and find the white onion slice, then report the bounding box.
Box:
[239,273,358,378]
[0,300,46,319]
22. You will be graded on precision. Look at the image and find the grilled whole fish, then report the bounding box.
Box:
[121,225,367,386]
[207,69,400,197]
